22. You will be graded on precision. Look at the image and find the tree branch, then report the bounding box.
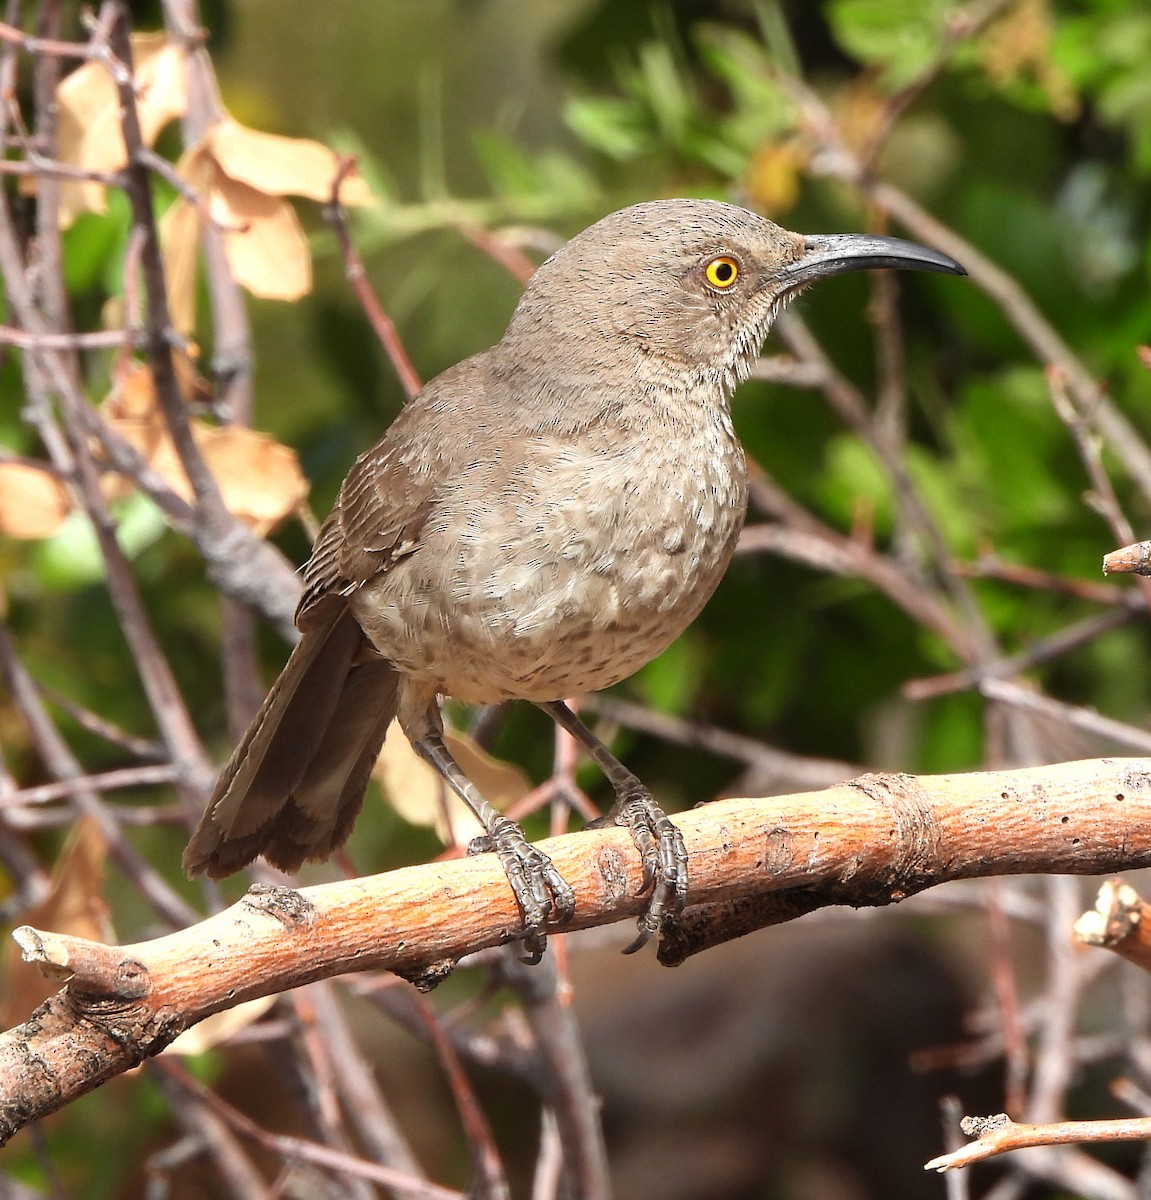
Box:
[925,1112,1151,1173]
[2,757,1148,1143]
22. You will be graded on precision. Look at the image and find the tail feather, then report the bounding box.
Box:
[260,658,399,870]
[184,603,400,879]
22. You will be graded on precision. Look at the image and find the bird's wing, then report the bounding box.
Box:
[293,351,498,633]
[296,437,438,632]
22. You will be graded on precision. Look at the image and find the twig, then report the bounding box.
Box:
[1104,542,1151,577]
[287,989,376,1200]
[415,993,509,1198]
[3,802,186,829]
[107,6,225,514]
[156,1060,462,1200]
[904,604,1143,700]
[150,1065,269,1200]
[0,326,147,349]
[160,0,253,419]
[978,680,1151,756]
[457,222,537,285]
[774,310,995,658]
[742,468,970,651]
[1028,876,1086,1123]
[325,155,422,401]
[38,682,167,759]
[747,353,827,388]
[0,156,122,184]
[0,18,116,60]
[854,0,1016,173]
[580,691,855,790]
[959,553,1127,606]
[986,878,1028,1118]
[1075,878,1151,974]
[498,952,610,1200]
[782,66,1151,513]
[306,982,428,1195]
[926,1111,1151,1173]
[0,619,196,927]
[0,58,300,637]
[0,764,181,807]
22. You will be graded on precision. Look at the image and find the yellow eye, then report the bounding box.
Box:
[704,255,740,290]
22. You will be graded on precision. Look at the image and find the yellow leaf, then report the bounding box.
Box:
[374,725,531,845]
[0,463,72,538]
[135,43,188,146]
[211,176,312,301]
[197,425,310,536]
[103,362,309,534]
[978,0,1078,121]
[1,817,113,1028]
[55,33,187,227]
[746,141,807,217]
[208,117,374,206]
[160,143,216,333]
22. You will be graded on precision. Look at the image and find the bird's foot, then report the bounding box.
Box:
[468,816,575,963]
[594,790,688,954]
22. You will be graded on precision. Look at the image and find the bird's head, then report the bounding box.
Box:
[504,198,964,393]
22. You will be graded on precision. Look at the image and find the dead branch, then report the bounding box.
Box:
[925,1112,1151,1173]
[1,756,1148,1143]
[1075,878,1151,973]
[1105,541,1151,577]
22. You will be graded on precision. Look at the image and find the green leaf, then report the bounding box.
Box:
[564,95,653,161]
[827,0,951,89]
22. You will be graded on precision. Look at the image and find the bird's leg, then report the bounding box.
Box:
[413,731,576,962]
[537,700,688,953]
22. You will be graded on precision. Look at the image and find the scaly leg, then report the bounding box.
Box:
[538,700,688,953]
[414,731,576,962]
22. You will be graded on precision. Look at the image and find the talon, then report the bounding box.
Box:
[621,913,660,955]
[608,791,689,951]
[474,816,574,958]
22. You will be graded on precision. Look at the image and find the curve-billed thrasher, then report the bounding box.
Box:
[185,199,964,957]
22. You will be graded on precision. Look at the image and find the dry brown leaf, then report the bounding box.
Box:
[208,117,374,206]
[103,362,309,534]
[0,463,73,539]
[209,174,312,301]
[158,116,374,316]
[374,725,531,845]
[1,817,113,1028]
[160,143,215,333]
[197,425,310,534]
[56,33,188,226]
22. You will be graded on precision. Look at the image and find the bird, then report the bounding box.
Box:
[184,198,965,959]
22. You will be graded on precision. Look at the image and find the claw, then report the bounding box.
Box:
[469,817,575,958]
[609,792,689,952]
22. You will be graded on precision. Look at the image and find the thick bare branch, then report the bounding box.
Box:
[2,757,1148,1142]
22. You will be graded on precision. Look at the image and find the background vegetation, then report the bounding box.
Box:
[3,0,1151,1196]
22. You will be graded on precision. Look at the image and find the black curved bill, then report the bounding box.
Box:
[782,233,966,288]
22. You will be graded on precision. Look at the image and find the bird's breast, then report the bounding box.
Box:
[352,392,748,703]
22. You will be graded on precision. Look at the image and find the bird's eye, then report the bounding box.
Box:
[704,255,740,290]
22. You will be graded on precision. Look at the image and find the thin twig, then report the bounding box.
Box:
[156,1060,463,1200]
[0,764,181,807]
[325,155,422,400]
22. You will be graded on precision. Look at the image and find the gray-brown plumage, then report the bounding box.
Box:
[185,199,964,955]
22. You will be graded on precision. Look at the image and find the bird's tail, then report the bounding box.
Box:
[184,604,399,879]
